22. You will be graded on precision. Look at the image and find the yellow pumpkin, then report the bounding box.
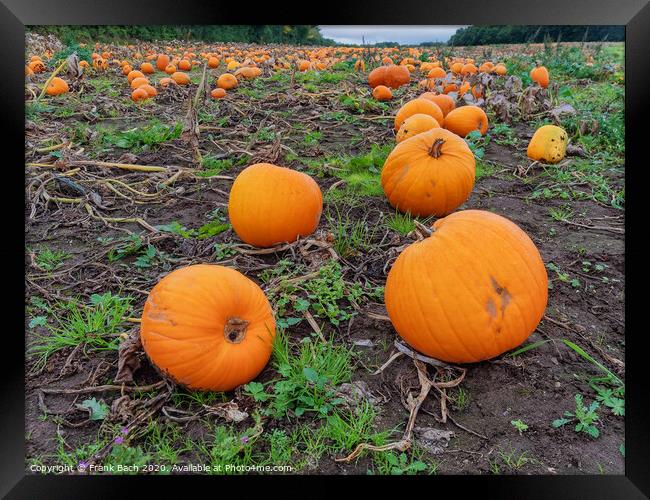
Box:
[527,125,568,164]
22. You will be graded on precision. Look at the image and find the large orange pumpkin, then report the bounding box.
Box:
[394,98,444,131]
[228,163,323,248]
[368,65,411,89]
[140,264,276,391]
[381,128,475,217]
[443,105,489,137]
[384,210,548,363]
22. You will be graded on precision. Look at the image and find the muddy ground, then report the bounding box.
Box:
[24,41,625,475]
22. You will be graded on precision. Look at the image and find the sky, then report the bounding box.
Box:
[318,26,468,45]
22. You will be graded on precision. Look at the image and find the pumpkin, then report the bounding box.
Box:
[427,67,446,79]
[122,64,133,75]
[131,87,149,102]
[494,63,507,76]
[461,63,478,76]
[28,60,46,73]
[394,98,444,131]
[450,62,464,74]
[420,92,455,117]
[140,62,154,74]
[127,70,145,83]
[372,85,392,101]
[368,65,410,89]
[354,59,365,72]
[140,264,276,391]
[234,66,261,80]
[208,56,220,68]
[159,77,176,87]
[130,76,150,89]
[92,58,108,70]
[384,209,548,363]
[45,77,69,96]
[25,65,34,76]
[140,84,158,97]
[156,54,170,71]
[165,64,177,75]
[527,125,568,164]
[443,83,459,94]
[217,73,238,89]
[171,72,190,85]
[178,59,192,71]
[443,105,489,137]
[211,87,226,99]
[228,163,323,247]
[530,65,549,88]
[381,128,475,217]
[395,114,440,143]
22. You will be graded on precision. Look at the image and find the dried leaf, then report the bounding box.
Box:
[114,333,142,384]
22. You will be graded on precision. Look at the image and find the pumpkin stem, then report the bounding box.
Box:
[428,138,445,159]
[224,317,249,344]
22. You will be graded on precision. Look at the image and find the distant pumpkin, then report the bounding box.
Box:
[394,98,444,131]
[368,64,411,89]
[217,73,238,90]
[443,105,489,137]
[228,163,323,248]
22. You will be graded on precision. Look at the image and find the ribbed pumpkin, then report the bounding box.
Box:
[527,125,568,164]
[395,114,440,143]
[394,98,444,131]
[140,264,276,391]
[444,105,489,137]
[385,210,548,363]
[381,128,475,217]
[368,65,411,89]
[228,163,323,247]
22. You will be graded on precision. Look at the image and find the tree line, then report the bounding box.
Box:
[448,25,624,46]
[27,25,337,46]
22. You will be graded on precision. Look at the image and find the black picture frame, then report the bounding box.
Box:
[3,1,648,497]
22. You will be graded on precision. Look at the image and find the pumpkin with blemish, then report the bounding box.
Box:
[385,210,548,363]
[228,163,323,247]
[395,114,440,143]
[527,125,568,164]
[140,264,276,391]
[381,128,475,217]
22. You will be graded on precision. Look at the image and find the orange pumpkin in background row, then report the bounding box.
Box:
[394,98,444,131]
[372,85,392,101]
[444,105,489,137]
[45,77,69,96]
[140,62,154,74]
[368,64,411,89]
[217,73,238,89]
[420,92,456,117]
[156,54,170,71]
[384,209,548,363]
[140,264,276,391]
[395,114,440,143]
[228,163,323,248]
[171,72,190,85]
[381,128,475,217]
[530,65,550,88]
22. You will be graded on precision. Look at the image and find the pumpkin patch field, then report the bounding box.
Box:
[25,35,625,475]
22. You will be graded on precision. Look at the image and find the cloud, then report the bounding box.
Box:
[318,26,468,44]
